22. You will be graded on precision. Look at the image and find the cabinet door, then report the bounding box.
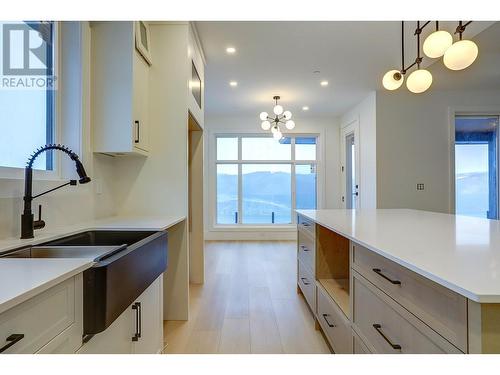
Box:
[77,306,134,354]
[133,276,163,354]
[132,51,150,152]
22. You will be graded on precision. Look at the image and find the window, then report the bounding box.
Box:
[0,21,56,171]
[215,135,318,225]
[455,115,499,219]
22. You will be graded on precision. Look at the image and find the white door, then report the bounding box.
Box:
[340,120,360,209]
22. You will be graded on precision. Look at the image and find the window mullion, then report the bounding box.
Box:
[238,136,243,224]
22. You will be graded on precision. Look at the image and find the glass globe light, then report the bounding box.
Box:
[285,120,295,130]
[259,111,269,121]
[261,121,271,130]
[423,30,453,58]
[273,104,283,115]
[406,69,433,94]
[283,110,292,119]
[271,125,279,134]
[273,130,282,140]
[382,70,404,90]
[443,40,478,71]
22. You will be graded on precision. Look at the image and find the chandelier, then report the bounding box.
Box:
[259,96,295,140]
[382,21,478,94]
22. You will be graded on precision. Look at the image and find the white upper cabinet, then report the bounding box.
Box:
[92,21,150,156]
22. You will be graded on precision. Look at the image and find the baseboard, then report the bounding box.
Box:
[204,230,296,241]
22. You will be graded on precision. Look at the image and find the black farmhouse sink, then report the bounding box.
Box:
[3,230,168,338]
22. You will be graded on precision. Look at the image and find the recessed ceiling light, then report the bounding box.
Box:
[302,106,309,111]
[229,81,238,87]
[320,80,329,87]
[226,47,236,54]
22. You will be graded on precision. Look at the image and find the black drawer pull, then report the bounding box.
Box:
[300,277,310,285]
[372,268,401,285]
[0,334,24,353]
[134,120,140,143]
[373,324,401,350]
[132,302,141,341]
[300,245,310,252]
[322,314,336,328]
[302,223,310,227]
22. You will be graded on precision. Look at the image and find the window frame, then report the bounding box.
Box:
[214,133,320,227]
[0,22,61,181]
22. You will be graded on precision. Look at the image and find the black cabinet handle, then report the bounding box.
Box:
[132,302,140,341]
[300,245,310,252]
[137,302,142,339]
[302,223,310,227]
[372,268,401,285]
[322,314,336,328]
[0,334,24,353]
[373,324,401,350]
[134,120,140,143]
[300,277,310,285]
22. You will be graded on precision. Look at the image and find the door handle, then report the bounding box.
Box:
[373,324,401,350]
[0,334,24,353]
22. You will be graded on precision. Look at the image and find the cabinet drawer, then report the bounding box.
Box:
[297,215,315,238]
[352,330,371,354]
[298,259,315,313]
[352,243,467,352]
[0,277,76,354]
[317,283,352,354]
[298,229,315,273]
[352,271,461,354]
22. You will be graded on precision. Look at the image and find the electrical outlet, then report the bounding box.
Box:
[416,183,425,191]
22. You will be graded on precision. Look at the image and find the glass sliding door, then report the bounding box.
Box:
[455,116,499,219]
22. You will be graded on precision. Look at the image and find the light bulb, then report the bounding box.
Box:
[285,120,295,130]
[283,110,292,119]
[382,69,404,90]
[259,111,269,121]
[443,40,478,71]
[273,130,282,140]
[273,104,283,115]
[271,125,278,134]
[261,121,271,130]
[406,69,433,94]
[423,30,453,58]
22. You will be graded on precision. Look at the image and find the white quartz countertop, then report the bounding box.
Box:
[0,214,186,314]
[296,209,500,303]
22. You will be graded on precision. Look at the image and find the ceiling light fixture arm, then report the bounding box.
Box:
[455,21,473,40]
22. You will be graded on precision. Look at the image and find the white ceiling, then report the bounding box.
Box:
[195,21,497,117]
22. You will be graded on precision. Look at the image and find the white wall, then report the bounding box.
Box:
[203,115,340,240]
[340,92,377,209]
[376,89,500,213]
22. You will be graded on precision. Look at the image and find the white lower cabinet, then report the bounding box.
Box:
[0,274,83,354]
[77,275,163,354]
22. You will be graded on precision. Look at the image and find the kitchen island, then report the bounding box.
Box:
[296,209,500,354]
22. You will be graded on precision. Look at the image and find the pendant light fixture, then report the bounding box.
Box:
[423,21,453,58]
[382,21,478,94]
[406,22,433,94]
[443,21,478,70]
[382,22,432,94]
[259,96,295,140]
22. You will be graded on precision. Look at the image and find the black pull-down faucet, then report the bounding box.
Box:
[21,144,91,239]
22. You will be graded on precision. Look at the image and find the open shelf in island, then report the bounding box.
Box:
[316,224,351,318]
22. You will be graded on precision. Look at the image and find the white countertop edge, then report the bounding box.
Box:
[0,260,94,314]
[296,210,496,303]
[0,215,187,254]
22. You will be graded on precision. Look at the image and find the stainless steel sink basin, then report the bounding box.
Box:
[3,245,127,261]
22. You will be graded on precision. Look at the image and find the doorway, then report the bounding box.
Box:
[188,112,204,284]
[454,115,499,219]
[341,120,360,209]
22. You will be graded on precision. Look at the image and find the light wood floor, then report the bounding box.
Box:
[163,241,330,354]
